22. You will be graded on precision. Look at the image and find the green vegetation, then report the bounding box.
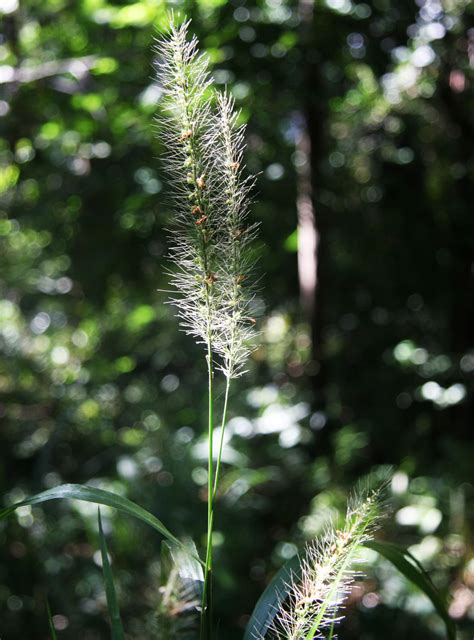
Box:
[0,0,473,638]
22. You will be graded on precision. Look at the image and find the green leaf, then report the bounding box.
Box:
[243,555,301,640]
[0,483,183,551]
[46,600,57,640]
[365,540,456,640]
[98,509,125,640]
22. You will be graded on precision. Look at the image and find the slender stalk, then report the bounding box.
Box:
[200,366,232,640]
[327,617,337,640]
[213,376,231,499]
[199,372,232,640]
[201,339,214,640]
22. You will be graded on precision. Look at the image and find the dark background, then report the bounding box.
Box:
[0,0,473,638]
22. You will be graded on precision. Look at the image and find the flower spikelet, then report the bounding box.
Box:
[211,91,258,378]
[154,19,220,347]
[155,19,258,378]
[272,480,386,640]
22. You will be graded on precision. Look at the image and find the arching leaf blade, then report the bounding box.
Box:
[0,483,183,551]
[243,555,301,640]
[364,540,456,640]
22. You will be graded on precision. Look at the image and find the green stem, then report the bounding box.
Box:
[201,340,214,640]
[212,376,231,500]
[200,373,231,640]
[327,610,337,640]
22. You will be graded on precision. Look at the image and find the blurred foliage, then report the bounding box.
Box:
[0,0,473,638]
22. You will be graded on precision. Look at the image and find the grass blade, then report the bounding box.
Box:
[0,483,190,556]
[243,555,301,640]
[46,600,57,639]
[98,509,125,640]
[365,540,456,640]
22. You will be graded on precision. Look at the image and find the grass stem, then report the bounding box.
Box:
[213,376,231,499]
[201,339,214,640]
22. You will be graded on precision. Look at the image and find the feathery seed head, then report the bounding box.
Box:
[209,91,259,378]
[271,479,387,640]
[155,18,258,377]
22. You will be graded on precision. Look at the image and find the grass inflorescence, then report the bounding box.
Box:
[154,17,258,638]
[271,479,388,640]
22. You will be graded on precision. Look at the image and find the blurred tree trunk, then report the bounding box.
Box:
[297,0,326,394]
[438,46,474,442]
